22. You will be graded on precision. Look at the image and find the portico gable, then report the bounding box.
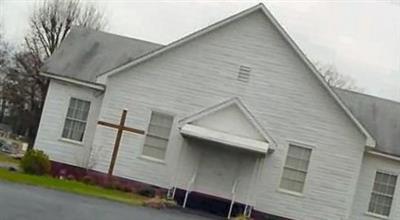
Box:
[179,97,275,154]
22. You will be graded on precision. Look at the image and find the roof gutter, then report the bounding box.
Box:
[41,72,105,91]
[367,150,400,162]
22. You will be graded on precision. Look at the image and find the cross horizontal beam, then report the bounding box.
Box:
[98,121,145,134]
[97,109,145,177]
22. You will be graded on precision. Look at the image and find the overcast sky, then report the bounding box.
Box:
[1,0,399,101]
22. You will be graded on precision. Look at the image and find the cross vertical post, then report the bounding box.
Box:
[97,109,145,178]
[107,109,127,177]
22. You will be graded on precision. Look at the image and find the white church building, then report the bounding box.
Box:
[35,4,400,220]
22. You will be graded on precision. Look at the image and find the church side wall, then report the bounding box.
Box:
[350,153,400,220]
[34,80,103,168]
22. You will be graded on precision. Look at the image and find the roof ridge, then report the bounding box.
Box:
[71,26,163,47]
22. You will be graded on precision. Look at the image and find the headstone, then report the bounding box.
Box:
[21,143,28,151]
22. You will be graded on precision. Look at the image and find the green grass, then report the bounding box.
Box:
[0,153,19,164]
[0,169,147,205]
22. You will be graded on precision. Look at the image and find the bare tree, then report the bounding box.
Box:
[316,63,362,91]
[26,0,106,60]
[2,0,106,147]
[0,26,11,72]
[0,26,12,123]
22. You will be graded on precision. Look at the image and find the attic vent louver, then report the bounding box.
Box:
[237,65,251,82]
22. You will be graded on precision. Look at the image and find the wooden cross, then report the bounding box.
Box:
[98,109,145,177]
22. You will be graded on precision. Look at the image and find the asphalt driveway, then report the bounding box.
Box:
[0,181,217,220]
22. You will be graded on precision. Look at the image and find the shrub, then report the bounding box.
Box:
[98,178,135,192]
[155,188,167,197]
[102,178,121,190]
[81,175,96,185]
[232,214,253,220]
[138,186,156,197]
[115,182,126,191]
[115,182,134,192]
[102,179,113,189]
[129,185,139,194]
[66,174,76,181]
[20,150,51,175]
[111,180,121,190]
[144,196,177,209]
[122,184,136,193]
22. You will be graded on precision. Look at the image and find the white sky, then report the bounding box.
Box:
[1,0,400,101]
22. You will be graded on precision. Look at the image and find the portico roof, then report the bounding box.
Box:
[181,124,269,154]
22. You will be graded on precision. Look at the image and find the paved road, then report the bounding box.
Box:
[0,181,217,220]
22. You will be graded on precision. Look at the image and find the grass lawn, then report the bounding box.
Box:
[0,153,19,164]
[0,169,147,206]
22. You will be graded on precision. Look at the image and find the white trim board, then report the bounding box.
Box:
[367,150,400,162]
[180,124,269,154]
[41,72,105,91]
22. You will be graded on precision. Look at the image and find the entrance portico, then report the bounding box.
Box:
[169,98,275,218]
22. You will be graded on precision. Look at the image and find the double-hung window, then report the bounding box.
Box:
[142,111,174,160]
[62,98,91,142]
[280,144,312,193]
[368,171,397,217]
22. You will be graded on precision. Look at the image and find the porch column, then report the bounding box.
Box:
[244,155,264,217]
[167,138,187,200]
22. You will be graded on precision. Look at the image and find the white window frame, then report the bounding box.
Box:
[279,143,312,195]
[61,97,91,143]
[367,170,398,217]
[141,110,174,161]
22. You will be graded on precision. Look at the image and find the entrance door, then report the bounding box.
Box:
[195,142,244,199]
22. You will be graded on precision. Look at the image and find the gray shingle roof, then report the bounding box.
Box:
[41,27,162,82]
[335,88,400,157]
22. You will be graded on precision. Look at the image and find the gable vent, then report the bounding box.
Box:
[237,65,251,82]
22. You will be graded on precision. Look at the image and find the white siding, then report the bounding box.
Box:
[351,153,400,220]
[35,80,103,167]
[89,11,366,220]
